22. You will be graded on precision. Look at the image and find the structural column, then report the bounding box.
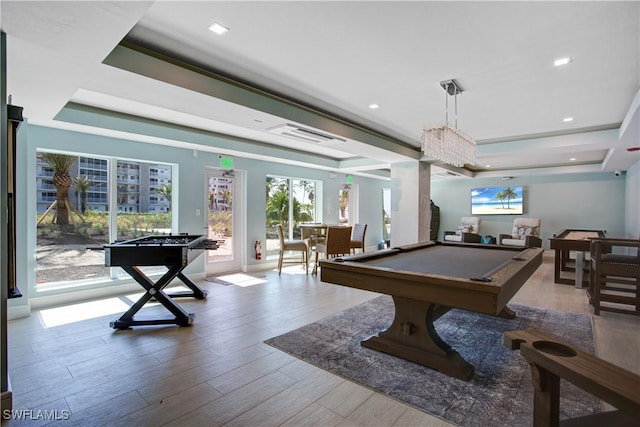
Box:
[390,161,431,246]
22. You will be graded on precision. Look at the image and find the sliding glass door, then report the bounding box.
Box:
[205,168,241,274]
[265,175,319,259]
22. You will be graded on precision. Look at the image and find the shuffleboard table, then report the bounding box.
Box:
[549,229,606,288]
[319,241,543,381]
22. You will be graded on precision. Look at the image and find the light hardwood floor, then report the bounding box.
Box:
[5,251,639,426]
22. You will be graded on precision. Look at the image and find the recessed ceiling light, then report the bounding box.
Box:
[563,117,574,122]
[368,104,380,109]
[554,57,571,67]
[485,164,491,168]
[569,157,576,161]
[208,21,230,35]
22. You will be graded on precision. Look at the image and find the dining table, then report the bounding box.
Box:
[298,223,328,249]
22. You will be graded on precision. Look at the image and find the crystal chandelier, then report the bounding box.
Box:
[421,79,476,167]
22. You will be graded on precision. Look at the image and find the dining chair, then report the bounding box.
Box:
[276,224,309,275]
[313,226,352,275]
[589,238,640,316]
[300,223,326,251]
[350,223,367,254]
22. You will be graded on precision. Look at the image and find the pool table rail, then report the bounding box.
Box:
[321,241,543,316]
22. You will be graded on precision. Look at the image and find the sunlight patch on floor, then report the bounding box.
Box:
[214,273,267,287]
[39,298,131,328]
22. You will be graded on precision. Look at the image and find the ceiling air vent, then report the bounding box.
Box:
[431,167,462,178]
[267,123,346,145]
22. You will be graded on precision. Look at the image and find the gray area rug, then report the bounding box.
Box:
[265,296,600,427]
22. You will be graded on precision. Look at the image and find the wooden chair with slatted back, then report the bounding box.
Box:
[313,226,352,275]
[589,238,640,315]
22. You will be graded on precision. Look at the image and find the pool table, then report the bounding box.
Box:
[319,241,543,380]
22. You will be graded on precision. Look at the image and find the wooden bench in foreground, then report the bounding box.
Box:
[503,329,640,427]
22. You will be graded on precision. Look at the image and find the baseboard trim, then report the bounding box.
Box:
[244,262,277,274]
[7,303,31,321]
[1,386,12,418]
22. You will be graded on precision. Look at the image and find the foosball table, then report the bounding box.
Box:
[104,234,219,329]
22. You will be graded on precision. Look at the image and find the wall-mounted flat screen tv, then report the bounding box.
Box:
[471,186,523,215]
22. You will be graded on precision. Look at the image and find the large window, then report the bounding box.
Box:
[383,188,391,243]
[339,185,350,224]
[265,176,319,258]
[35,151,174,290]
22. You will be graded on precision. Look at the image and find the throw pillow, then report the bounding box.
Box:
[513,225,538,239]
[456,224,472,235]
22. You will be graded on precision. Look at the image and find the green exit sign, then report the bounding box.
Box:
[220,156,234,169]
[346,175,354,184]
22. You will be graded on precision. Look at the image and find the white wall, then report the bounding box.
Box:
[431,173,627,249]
[12,124,389,309]
[11,123,634,310]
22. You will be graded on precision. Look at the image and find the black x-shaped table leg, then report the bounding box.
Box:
[110,264,208,329]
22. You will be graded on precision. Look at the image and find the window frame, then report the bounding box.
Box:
[265,174,322,258]
[33,149,178,295]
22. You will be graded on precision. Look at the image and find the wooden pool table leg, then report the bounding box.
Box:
[361,296,475,381]
[498,306,516,319]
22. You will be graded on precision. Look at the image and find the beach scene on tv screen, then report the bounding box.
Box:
[471,186,523,215]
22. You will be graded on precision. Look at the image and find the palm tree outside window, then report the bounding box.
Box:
[265,176,319,258]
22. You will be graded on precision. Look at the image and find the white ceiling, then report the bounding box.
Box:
[2,1,639,180]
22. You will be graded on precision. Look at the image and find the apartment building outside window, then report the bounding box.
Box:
[35,151,174,290]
